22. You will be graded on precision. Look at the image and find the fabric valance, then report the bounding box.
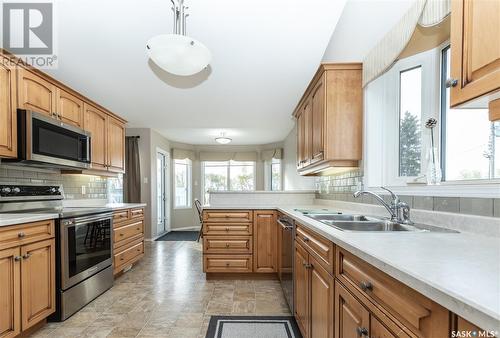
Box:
[362,0,450,87]
[172,149,196,161]
[199,151,258,162]
[261,148,283,161]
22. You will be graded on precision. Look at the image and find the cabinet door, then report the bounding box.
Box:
[17,68,56,116]
[370,316,400,338]
[0,247,21,338]
[107,116,125,173]
[297,111,305,169]
[84,103,108,170]
[253,211,277,273]
[56,88,84,128]
[294,242,310,338]
[20,239,55,331]
[303,97,313,167]
[310,255,334,338]
[450,0,500,106]
[0,60,17,158]
[311,75,325,163]
[335,282,370,338]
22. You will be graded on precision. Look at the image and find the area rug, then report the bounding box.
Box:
[205,316,302,338]
[155,231,198,241]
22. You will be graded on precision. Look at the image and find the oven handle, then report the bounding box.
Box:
[62,213,114,227]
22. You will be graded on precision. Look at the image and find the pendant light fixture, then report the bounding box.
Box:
[215,132,232,145]
[147,0,211,76]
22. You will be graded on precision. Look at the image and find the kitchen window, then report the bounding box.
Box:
[270,158,282,191]
[174,159,192,208]
[202,160,255,203]
[440,46,500,181]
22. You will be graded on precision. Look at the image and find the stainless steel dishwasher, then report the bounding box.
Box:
[278,214,294,313]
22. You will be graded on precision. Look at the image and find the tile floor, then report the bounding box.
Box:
[29,241,291,338]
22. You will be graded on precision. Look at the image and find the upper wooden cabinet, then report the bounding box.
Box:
[17,68,56,116]
[56,88,84,128]
[84,103,125,173]
[0,58,17,158]
[450,0,500,107]
[107,116,125,172]
[294,63,363,175]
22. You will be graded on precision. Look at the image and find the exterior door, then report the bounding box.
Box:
[56,88,84,128]
[310,255,334,338]
[294,243,310,338]
[253,211,277,273]
[20,239,55,331]
[450,0,500,106]
[107,117,125,173]
[156,151,170,235]
[335,282,370,338]
[0,247,21,338]
[84,103,107,170]
[0,59,17,158]
[17,68,56,116]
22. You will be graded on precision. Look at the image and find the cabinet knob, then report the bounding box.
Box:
[136,228,140,231]
[303,236,309,242]
[446,78,458,88]
[225,263,230,267]
[360,281,373,292]
[14,256,22,262]
[225,227,230,231]
[120,257,124,261]
[18,232,25,238]
[22,253,31,260]
[225,243,230,248]
[356,327,368,336]
[119,233,124,236]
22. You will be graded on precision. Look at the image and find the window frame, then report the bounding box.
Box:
[201,160,256,203]
[173,158,192,209]
[270,158,282,191]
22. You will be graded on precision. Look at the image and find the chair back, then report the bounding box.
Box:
[194,199,203,223]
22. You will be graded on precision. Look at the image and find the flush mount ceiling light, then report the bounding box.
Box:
[215,132,232,145]
[146,0,211,76]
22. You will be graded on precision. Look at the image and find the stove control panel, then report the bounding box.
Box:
[0,184,63,199]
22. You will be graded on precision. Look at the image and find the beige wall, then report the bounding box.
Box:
[282,125,316,190]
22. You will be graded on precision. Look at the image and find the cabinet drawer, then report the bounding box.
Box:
[336,248,448,337]
[130,208,144,219]
[295,223,334,275]
[203,236,252,254]
[114,241,144,269]
[113,210,130,225]
[203,222,252,236]
[0,220,54,250]
[203,254,252,273]
[203,210,253,223]
[113,220,143,243]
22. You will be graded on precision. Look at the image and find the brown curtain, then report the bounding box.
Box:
[124,136,141,203]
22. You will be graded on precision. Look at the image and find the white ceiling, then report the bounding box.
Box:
[44,0,347,145]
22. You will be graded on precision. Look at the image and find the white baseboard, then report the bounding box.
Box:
[171,226,200,231]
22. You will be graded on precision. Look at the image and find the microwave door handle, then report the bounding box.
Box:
[86,136,91,162]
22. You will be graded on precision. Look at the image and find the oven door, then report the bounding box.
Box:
[22,110,91,169]
[60,213,113,290]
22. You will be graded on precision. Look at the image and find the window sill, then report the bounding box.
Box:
[368,181,500,198]
[174,206,193,210]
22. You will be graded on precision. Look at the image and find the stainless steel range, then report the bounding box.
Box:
[0,183,114,321]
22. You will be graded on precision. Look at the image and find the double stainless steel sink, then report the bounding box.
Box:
[303,213,457,233]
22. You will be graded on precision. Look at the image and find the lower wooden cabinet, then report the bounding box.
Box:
[294,241,334,338]
[112,207,145,276]
[0,220,55,338]
[253,210,277,273]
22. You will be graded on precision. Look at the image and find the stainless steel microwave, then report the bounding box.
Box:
[10,110,91,169]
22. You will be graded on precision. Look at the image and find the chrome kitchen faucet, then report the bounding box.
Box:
[353,187,413,225]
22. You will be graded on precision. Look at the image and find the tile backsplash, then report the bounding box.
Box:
[315,170,499,218]
[0,164,115,200]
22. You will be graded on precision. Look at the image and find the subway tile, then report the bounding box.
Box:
[494,199,500,218]
[459,198,494,217]
[433,197,460,213]
[413,196,434,210]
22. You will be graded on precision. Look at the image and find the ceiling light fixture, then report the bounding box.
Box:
[215,133,232,145]
[146,0,211,76]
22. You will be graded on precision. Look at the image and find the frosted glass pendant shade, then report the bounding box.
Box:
[147,34,211,76]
